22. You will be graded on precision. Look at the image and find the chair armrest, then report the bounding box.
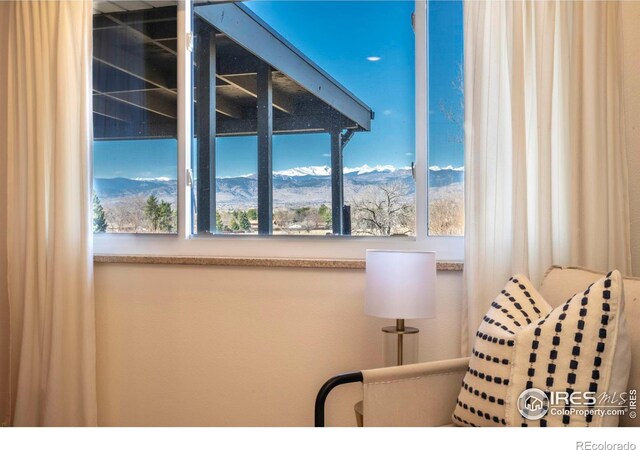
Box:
[361,357,470,427]
[314,371,363,427]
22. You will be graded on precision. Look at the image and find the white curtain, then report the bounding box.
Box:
[0,3,10,427]
[1,0,97,426]
[462,0,631,353]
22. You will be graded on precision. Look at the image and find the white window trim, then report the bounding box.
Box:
[93,0,464,262]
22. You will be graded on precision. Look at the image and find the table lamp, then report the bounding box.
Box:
[365,250,436,366]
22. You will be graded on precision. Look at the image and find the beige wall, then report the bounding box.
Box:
[622,1,640,275]
[95,264,462,426]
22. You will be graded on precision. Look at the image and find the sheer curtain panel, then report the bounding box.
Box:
[462,1,631,353]
[0,0,97,426]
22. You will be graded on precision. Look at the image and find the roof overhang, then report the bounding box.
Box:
[92,2,373,140]
[195,2,372,132]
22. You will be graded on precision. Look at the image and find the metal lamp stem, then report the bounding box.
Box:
[396,319,405,366]
[381,320,418,366]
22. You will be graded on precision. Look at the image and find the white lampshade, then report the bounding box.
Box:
[365,250,436,319]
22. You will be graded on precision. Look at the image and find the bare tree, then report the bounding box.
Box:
[438,62,464,145]
[104,195,147,232]
[273,208,294,232]
[351,183,415,236]
[432,61,465,236]
[302,208,322,232]
[428,183,464,236]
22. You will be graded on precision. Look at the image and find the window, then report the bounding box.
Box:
[92,5,178,233]
[192,0,415,236]
[427,0,464,236]
[92,0,465,261]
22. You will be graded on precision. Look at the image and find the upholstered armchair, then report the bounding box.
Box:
[315,266,640,427]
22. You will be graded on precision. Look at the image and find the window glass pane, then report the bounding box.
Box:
[272,134,332,235]
[428,0,464,236]
[216,136,258,234]
[92,5,178,234]
[192,0,415,236]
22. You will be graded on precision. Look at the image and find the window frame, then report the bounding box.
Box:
[93,0,464,261]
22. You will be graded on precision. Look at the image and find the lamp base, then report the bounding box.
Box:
[381,326,420,335]
[381,319,420,366]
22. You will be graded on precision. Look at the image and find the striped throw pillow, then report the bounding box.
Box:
[452,271,630,427]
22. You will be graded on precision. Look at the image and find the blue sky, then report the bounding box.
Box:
[93,0,463,179]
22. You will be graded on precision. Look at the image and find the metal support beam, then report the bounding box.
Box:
[331,130,344,235]
[93,121,176,140]
[93,89,177,119]
[217,74,294,114]
[215,95,243,119]
[93,60,153,93]
[216,115,353,137]
[93,94,134,123]
[93,39,176,94]
[93,110,126,123]
[196,24,216,234]
[103,13,177,56]
[193,88,243,119]
[257,64,273,235]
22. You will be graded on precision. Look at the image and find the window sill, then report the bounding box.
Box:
[93,254,463,271]
[93,233,464,261]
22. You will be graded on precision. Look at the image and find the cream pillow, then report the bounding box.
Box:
[452,271,631,427]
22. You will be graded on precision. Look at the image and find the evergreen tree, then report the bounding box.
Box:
[144,195,160,231]
[230,218,240,231]
[93,193,108,233]
[238,210,251,231]
[157,201,174,232]
[318,204,331,227]
[247,208,258,221]
[216,211,224,231]
[143,195,175,232]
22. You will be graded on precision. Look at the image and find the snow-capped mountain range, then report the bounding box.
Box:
[429,165,464,172]
[133,176,174,182]
[94,164,464,208]
[217,164,463,179]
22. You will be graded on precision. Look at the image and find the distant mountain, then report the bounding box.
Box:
[93,177,177,202]
[429,165,464,172]
[225,164,414,178]
[94,165,464,208]
[428,166,465,188]
[273,166,331,177]
[346,164,400,175]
